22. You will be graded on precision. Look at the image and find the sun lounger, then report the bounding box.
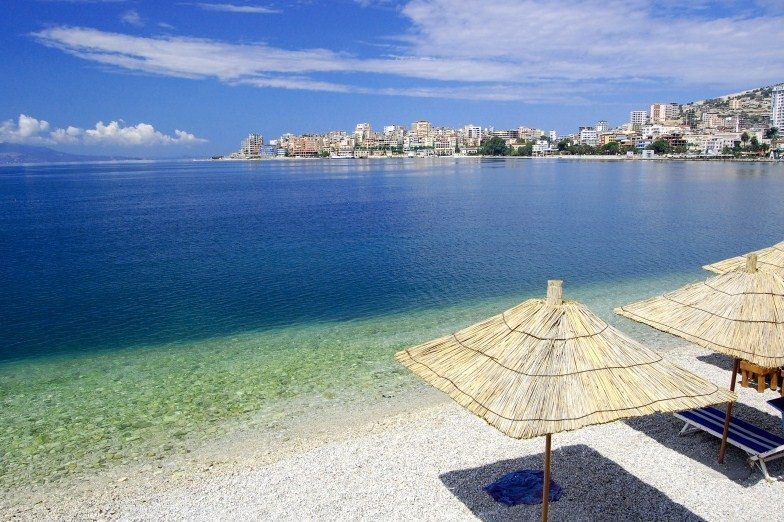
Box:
[675,406,784,481]
[769,397,784,431]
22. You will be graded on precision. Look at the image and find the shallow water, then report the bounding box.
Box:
[1,158,783,488]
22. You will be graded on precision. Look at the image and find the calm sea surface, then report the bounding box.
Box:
[1,158,783,487]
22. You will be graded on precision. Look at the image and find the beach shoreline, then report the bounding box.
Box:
[4,344,782,521]
[208,154,782,163]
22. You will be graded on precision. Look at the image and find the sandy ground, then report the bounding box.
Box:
[4,344,784,521]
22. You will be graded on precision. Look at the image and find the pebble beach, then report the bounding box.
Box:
[5,343,782,521]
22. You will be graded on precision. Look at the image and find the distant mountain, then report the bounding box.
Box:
[0,143,140,165]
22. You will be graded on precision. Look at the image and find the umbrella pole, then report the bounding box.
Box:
[718,358,741,464]
[542,433,551,522]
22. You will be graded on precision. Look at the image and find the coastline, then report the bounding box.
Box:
[208,154,782,163]
[5,344,781,520]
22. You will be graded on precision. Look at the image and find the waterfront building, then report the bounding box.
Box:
[596,121,609,132]
[532,139,555,155]
[240,133,263,157]
[772,84,784,130]
[579,127,599,146]
[259,144,277,157]
[630,110,648,126]
[599,133,616,146]
[433,135,453,156]
[685,133,740,155]
[549,130,558,142]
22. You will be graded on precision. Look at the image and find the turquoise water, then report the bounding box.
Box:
[1,158,783,488]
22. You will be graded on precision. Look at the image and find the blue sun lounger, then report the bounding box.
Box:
[675,406,784,481]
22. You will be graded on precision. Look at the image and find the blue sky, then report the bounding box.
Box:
[1,0,783,157]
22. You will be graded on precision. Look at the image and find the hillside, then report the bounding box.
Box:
[0,143,138,165]
[682,84,775,129]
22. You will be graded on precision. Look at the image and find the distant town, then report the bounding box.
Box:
[217,84,783,160]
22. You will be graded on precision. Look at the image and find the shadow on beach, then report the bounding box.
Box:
[696,353,735,372]
[439,444,704,521]
[624,405,783,486]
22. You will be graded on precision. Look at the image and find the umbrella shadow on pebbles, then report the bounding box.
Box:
[695,353,734,372]
[624,409,783,485]
[439,444,704,522]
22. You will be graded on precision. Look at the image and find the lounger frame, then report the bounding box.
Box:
[675,406,784,481]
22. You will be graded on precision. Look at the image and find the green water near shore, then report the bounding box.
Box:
[0,271,702,491]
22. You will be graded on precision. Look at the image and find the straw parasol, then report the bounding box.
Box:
[615,254,784,462]
[703,240,784,275]
[396,280,733,521]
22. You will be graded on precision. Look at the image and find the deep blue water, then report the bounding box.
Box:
[1,158,783,362]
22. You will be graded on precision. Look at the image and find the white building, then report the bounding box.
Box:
[354,123,372,144]
[532,139,555,155]
[579,127,598,146]
[630,111,648,126]
[685,133,740,155]
[240,133,263,157]
[463,124,482,140]
[549,130,558,142]
[771,84,784,130]
[596,120,609,132]
[383,125,404,135]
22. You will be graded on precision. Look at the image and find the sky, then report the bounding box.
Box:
[1,0,783,157]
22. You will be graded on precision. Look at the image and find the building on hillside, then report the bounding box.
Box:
[549,130,558,142]
[464,124,482,140]
[702,112,722,129]
[772,84,784,130]
[411,120,432,138]
[650,103,680,124]
[492,129,518,140]
[354,123,372,144]
[596,120,609,132]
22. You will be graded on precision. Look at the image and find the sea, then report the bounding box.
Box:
[2,157,783,488]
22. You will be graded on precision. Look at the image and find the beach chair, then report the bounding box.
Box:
[675,406,784,481]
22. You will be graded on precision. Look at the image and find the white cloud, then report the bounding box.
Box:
[83,121,205,145]
[29,1,784,102]
[0,115,51,143]
[120,9,144,27]
[188,3,280,13]
[0,115,206,146]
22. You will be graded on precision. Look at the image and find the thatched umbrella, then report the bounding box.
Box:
[703,240,784,275]
[396,280,733,521]
[615,254,784,463]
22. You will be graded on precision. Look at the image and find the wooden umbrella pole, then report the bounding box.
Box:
[718,358,741,464]
[542,433,552,522]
